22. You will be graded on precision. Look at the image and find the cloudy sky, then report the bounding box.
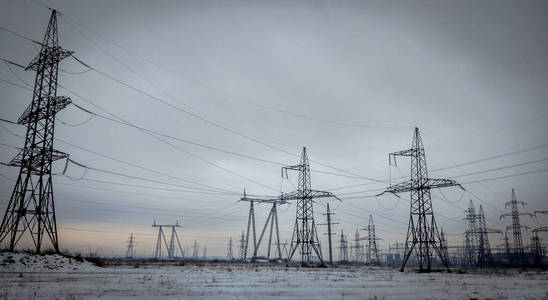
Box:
[0,0,547,258]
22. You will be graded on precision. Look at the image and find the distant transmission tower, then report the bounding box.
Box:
[153,221,183,259]
[126,233,136,258]
[440,228,449,265]
[192,240,200,259]
[281,147,338,265]
[0,9,73,253]
[463,200,479,267]
[379,127,461,272]
[238,231,246,260]
[202,246,207,260]
[476,205,498,268]
[227,237,234,260]
[352,229,362,262]
[500,188,533,266]
[367,215,380,265]
[338,229,348,262]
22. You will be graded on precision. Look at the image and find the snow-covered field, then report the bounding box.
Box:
[1,253,547,299]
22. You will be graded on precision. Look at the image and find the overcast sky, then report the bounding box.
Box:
[0,0,547,258]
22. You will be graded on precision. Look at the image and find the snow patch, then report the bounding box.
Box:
[0,252,100,272]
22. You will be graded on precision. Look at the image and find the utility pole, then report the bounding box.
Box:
[126,233,136,258]
[500,189,533,266]
[0,10,73,253]
[320,203,338,265]
[227,237,234,260]
[378,127,461,272]
[280,147,339,266]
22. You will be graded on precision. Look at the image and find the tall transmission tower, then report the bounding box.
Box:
[227,237,234,260]
[463,200,479,267]
[476,205,499,268]
[366,215,380,265]
[440,228,449,265]
[338,229,348,263]
[126,233,136,258]
[378,127,461,272]
[280,147,339,266]
[320,203,338,265]
[153,221,183,259]
[202,246,207,260]
[0,10,73,253]
[500,188,533,266]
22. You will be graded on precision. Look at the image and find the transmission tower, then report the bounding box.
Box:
[202,246,207,260]
[192,240,199,259]
[440,228,449,265]
[351,229,362,262]
[227,237,234,260]
[280,147,339,265]
[531,227,547,266]
[476,205,499,268]
[238,231,245,260]
[153,221,183,259]
[367,215,380,265]
[126,233,136,258]
[378,127,461,272]
[338,229,348,263]
[240,191,286,261]
[500,188,533,266]
[0,10,73,253]
[463,200,479,267]
[320,203,338,265]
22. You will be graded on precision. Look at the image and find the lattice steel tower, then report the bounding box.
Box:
[0,10,73,253]
[281,147,338,265]
[379,127,461,272]
[367,215,380,265]
[500,188,533,266]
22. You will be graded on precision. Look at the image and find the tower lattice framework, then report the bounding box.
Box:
[281,147,338,265]
[500,188,533,266]
[0,10,73,253]
[379,127,461,272]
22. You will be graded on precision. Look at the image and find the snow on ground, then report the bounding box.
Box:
[0,252,99,272]
[0,258,547,299]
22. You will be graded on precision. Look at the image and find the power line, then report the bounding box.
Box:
[59,13,407,130]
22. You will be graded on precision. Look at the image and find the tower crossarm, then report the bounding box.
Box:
[25,46,73,71]
[8,148,68,173]
[278,190,339,201]
[532,226,548,233]
[500,212,534,219]
[506,225,530,231]
[18,96,71,125]
[388,148,415,167]
[377,178,461,196]
[534,211,548,216]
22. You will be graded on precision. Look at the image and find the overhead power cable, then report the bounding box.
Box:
[59,14,407,130]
